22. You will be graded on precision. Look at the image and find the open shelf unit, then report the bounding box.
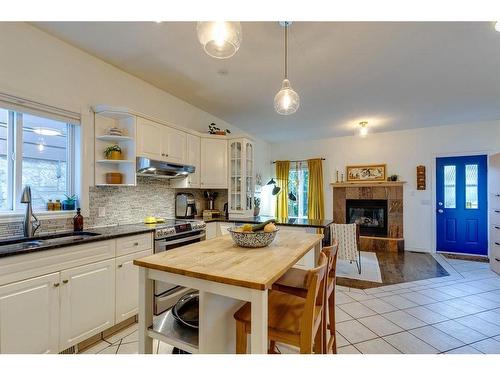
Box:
[94,110,137,186]
[148,310,198,354]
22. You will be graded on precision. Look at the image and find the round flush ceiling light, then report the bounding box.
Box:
[33,127,62,136]
[495,21,500,32]
[197,22,242,59]
[359,121,369,138]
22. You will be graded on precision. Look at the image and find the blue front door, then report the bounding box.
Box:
[436,155,488,255]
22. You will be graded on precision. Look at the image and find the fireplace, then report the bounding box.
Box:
[346,199,388,237]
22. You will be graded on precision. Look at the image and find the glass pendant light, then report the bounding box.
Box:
[274,22,300,115]
[197,22,242,59]
[359,121,369,138]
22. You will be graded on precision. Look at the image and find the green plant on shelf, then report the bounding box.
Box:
[104,144,122,159]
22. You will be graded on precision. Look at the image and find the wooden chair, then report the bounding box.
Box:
[233,253,328,354]
[273,241,339,353]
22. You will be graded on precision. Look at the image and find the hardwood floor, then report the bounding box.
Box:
[338,251,449,289]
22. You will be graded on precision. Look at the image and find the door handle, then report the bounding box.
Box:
[437,209,444,213]
[118,264,123,268]
[495,226,500,230]
[53,283,60,287]
[495,258,500,262]
[495,210,500,213]
[495,242,500,246]
[62,280,69,284]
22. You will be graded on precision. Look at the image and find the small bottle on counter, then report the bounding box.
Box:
[54,199,61,210]
[47,199,54,211]
[73,208,84,232]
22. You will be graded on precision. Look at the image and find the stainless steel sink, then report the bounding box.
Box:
[0,232,102,255]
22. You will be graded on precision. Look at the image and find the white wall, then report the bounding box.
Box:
[270,120,500,253]
[0,22,271,213]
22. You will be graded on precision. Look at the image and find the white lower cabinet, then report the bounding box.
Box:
[0,233,154,354]
[0,272,60,354]
[115,249,152,324]
[59,259,116,350]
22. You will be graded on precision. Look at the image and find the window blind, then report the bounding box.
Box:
[0,92,80,125]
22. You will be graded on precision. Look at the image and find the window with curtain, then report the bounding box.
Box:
[0,105,78,212]
[288,162,309,218]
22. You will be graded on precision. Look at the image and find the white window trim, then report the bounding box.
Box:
[0,102,82,217]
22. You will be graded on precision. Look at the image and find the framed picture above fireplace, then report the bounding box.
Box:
[346,164,386,182]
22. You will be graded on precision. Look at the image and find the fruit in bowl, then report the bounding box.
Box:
[228,220,279,248]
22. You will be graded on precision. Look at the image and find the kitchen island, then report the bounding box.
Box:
[133,230,323,354]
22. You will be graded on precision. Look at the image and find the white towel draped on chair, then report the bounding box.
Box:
[330,223,361,273]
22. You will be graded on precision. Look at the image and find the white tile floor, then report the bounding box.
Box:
[81,254,500,354]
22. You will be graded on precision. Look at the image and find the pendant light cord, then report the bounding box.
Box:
[284,23,288,79]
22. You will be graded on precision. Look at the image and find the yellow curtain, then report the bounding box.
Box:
[275,160,290,218]
[307,158,325,220]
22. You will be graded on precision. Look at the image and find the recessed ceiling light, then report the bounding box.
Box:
[33,128,62,136]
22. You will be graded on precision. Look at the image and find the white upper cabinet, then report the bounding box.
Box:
[228,138,255,217]
[186,134,201,188]
[200,138,228,189]
[136,117,163,159]
[0,273,60,354]
[136,117,186,164]
[165,127,186,164]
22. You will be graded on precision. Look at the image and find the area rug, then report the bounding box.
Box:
[336,251,382,283]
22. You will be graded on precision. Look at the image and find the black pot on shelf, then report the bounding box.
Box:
[171,292,199,330]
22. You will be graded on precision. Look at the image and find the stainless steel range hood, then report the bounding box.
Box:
[136,157,195,179]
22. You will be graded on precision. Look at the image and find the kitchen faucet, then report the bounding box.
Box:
[20,185,40,237]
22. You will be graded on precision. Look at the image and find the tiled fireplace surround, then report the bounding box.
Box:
[0,177,227,239]
[332,182,405,252]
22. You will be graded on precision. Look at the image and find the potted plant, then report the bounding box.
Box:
[62,194,77,210]
[104,144,122,160]
[253,197,261,217]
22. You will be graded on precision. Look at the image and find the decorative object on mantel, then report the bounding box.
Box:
[208,123,231,136]
[104,144,122,160]
[346,164,386,182]
[336,170,339,183]
[389,174,399,182]
[416,165,426,190]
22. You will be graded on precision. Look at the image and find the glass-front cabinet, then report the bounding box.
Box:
[229,138,254,217]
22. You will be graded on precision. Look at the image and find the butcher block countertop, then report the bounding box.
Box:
[134,230,323,290]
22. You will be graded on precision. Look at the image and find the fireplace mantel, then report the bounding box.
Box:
[332,181,405,252]
[331,181,406,188]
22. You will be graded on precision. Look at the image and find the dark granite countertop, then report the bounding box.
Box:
[202,215,334,229]
[0,223,154,258]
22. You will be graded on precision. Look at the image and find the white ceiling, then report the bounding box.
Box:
[34,22,500,143]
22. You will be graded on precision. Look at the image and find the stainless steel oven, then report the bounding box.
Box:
[154,227,205,315]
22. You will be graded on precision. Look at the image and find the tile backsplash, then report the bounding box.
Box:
[0,177,228,239]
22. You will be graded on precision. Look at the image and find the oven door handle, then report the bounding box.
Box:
[156,232,206,247]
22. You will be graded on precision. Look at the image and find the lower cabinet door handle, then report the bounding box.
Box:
[495,242,500,246]
[53,283,60,287]
[118,264,123,268]
[62,280,69,284]
[495,258,500,262]
[495,210,500,213]
[495,226,500,230]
